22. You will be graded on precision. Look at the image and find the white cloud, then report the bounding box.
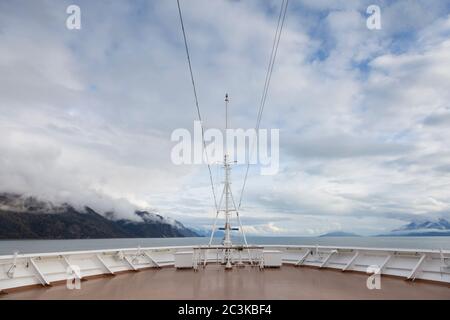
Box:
[0,1,449,235]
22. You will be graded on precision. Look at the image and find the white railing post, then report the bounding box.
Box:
[29,258,50,286]
[342,251,359,271]
[408,254,426,280]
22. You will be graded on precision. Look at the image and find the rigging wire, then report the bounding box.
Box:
[238,0,289,209]
[176,0,219,211]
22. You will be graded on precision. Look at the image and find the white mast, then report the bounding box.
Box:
[223,93,233,268]
[208,93,250,269]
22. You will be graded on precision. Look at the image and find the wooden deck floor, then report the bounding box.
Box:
[1,265,449,300]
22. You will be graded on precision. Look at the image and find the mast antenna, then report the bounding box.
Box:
[208,93,250,269]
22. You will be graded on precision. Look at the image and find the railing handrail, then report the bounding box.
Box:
[1,244,448,260]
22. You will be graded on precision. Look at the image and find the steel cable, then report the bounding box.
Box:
[177,0,219,211]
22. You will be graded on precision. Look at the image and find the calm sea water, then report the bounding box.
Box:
[0,236,449,255]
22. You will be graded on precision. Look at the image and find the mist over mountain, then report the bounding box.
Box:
[379,218,450,236]
[0,193,199,239]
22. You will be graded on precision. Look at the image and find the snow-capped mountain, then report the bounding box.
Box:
[384,218,450,236]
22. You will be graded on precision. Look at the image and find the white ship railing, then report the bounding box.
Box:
[1,245,449,292]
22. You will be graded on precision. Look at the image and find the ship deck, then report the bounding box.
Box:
[1,265,449,300]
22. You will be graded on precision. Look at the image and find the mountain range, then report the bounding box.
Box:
[2,192,449,239]
[0,193,199,239]
[382,218,450,236]
[320,218,450,237]
[319,231,360,237]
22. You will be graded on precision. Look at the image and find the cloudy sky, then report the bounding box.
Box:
[1,0,450,236]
